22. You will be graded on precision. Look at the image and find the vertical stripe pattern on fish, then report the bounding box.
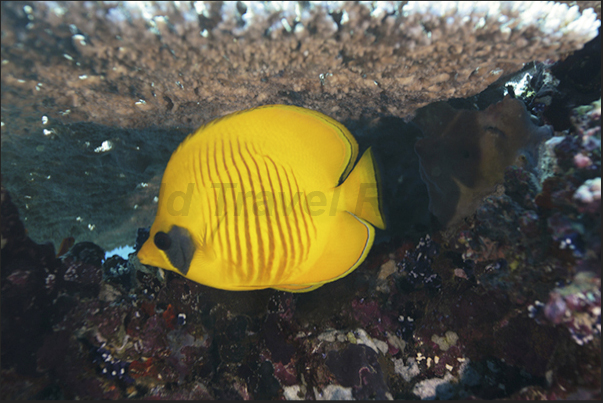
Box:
[138,105,386,292]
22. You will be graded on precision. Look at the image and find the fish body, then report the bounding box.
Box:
[138,105,385,292]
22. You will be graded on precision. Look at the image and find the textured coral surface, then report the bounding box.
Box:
[414,96,552,227]
[1,1,601,400]
[1,1,599,129]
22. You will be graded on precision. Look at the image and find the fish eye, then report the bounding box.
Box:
[154,231,172,250]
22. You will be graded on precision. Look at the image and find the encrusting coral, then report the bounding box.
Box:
[413,96,552,228]
[0,1,600,400]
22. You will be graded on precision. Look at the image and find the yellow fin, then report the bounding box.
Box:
[177,105,359,189]
[273,283,325,293]
[276,211,375,292]
[341,147,386,230]
[277,105,360,183]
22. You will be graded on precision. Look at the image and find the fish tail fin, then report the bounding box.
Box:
[340,147,386,230]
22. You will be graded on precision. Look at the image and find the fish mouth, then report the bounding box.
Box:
[138,225,196,276]
[137,239,164,269]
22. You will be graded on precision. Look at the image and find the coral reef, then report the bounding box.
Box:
[1,102,602,396]
[542,272,601,346]
[413,96,552,228]
[1,1,599,130]
[1,1,601,401]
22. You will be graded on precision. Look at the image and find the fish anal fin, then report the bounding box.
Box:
[280,211,374,290]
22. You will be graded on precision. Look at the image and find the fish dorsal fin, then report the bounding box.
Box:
[180,105,359,188]
[267,105,359,185]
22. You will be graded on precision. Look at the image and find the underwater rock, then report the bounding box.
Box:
[413,96,552,228]
[412,372,457,400]
[394,357,420,383]
[1,184,62,377]
[63,241,105,267]
[396,235,441,293]
[0,1,598,133]
[250,361,282,400]
[262,314,296,365]
[573,177,601,214]
[547,212,586,258]
[60,252,104,298]
[326,343,391,400]
[102,255,135,291]
[543,31,601,130]
[544,272,601,346]
[431,331,459,352]
[88,343,133,384]
[466,166,547,265]
[537,99,600,270]
[314,384,354,400]
[1,7,601,397]
[214,314,256,363]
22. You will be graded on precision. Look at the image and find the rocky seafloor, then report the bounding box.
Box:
[1,1,601,400]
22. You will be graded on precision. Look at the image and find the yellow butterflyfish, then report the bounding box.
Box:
[138,105,385,292]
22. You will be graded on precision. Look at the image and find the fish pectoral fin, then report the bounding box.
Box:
[285,211,375,288]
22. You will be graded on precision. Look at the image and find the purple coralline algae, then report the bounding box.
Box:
[396,235,442,292]
[543,272,601,346]
[1,18,601,402]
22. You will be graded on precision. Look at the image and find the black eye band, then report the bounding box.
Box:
[154,231,172,250]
